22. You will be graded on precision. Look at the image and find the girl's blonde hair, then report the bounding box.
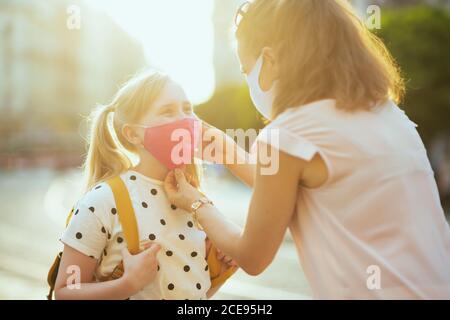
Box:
[236,0,405,116]
[83,70,201,191]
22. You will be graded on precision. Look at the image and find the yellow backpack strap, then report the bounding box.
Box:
[65,207,75,227]
[207,243,238,288]
[106,176,140,255]
[64,177,139,254]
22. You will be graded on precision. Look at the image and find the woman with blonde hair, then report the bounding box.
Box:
[165,0,450,299]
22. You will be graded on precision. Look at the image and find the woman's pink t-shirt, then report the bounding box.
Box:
[256,99,450,299]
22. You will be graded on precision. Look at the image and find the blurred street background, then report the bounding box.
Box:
[0,0,449,299]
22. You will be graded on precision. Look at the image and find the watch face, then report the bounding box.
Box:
[191,201,201,210]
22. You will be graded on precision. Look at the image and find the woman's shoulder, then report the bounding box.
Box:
[254,100,338,161]
[271,99,336,129]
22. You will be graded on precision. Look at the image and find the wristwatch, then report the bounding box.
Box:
[190,197,214,228]
[191,197,214,213]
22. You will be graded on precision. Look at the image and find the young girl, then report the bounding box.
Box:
[54,70,231,300]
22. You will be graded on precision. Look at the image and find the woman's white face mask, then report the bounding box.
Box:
[245,55,277,119]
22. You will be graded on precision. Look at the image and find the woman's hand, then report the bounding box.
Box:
[199,121,255,187]
[199,121,236,164]
[164,168,204,212]
[121,242,161,293]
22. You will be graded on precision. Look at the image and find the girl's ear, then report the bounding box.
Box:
[122,124,143,147]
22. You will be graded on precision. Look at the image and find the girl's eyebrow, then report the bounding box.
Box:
[159,101,192,109]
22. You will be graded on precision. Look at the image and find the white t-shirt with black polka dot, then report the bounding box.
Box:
[60,170,210,300]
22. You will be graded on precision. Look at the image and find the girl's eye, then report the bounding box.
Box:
[159,110,174,117]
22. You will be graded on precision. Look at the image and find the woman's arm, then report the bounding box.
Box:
[165,142,306,275]
[54,243,160,300]
[201,122,255,187]
[223,140,255,188]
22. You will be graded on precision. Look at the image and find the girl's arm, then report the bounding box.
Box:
[54,243,160,300]
[165,142,306,276]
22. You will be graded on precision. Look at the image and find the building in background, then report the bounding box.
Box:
[213,0,244,87]
[0,0,146,168]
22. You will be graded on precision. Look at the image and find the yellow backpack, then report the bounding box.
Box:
[46,175,236,299]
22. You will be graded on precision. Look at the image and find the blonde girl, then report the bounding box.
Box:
[54,70,230,300]
[164,0,450,299]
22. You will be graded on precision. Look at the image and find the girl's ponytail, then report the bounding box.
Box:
[83,103,132,191]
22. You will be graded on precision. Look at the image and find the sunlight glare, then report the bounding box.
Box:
[90,0,215,104]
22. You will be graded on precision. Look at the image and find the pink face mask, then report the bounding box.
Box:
[140,118,201,169]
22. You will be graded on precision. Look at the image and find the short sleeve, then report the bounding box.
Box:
[250,101,337,186]
[254,126,320,162]
[60,185,114,259]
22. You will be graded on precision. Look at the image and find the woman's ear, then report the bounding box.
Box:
[261,47,279,90]
[122,124,143,147]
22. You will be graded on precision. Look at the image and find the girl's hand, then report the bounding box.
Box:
[206,238,238,268]
[121,242,161,293]
[216,248,239,268]
[164,169,204,212]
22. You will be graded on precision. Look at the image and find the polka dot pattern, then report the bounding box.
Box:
[62,171,211,300]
